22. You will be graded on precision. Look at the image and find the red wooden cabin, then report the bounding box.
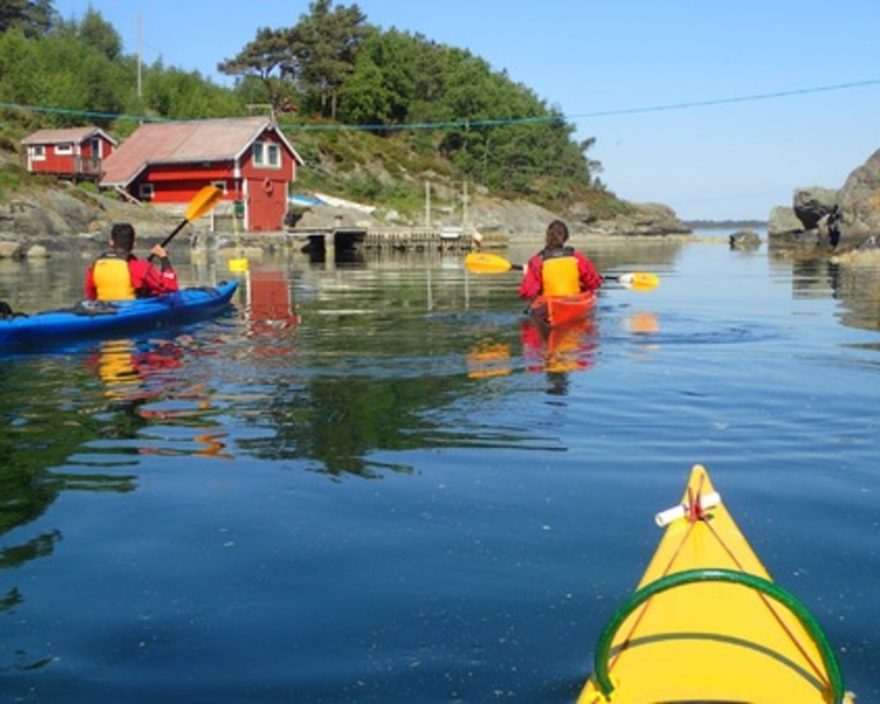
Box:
[100,117,304,232]
[21,126,117,181]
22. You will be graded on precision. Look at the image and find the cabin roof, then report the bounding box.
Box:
[100,116,304,187]
[21,126,118,146]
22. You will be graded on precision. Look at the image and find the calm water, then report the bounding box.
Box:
[1,233,879,702]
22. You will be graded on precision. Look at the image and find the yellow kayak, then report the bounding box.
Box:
[578,464,854,704]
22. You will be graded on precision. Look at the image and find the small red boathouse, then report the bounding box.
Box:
[21,126,117,181]
[99,117,304,232]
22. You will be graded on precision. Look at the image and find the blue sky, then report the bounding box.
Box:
[53,0,880,221]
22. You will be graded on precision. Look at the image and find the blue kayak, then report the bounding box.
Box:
[0,280,238,351]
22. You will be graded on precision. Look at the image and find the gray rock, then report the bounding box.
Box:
[767,206,802,236]
[588,202,691,237]
[793,187,838,230]
[0,240,22,258]
[729,229,761,249]
[25,244,49,259]
[769,227,822,249]
[567,201,592,224]
[856,234,880,251]
[837,147,880,244]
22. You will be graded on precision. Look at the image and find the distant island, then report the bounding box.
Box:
[683,219,768,229]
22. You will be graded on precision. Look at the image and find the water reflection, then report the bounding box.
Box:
[244,268,301,337]
[466,340,512,379]
[522,317,598,395]
[0,360,136,614]
[830,264,880,332]
[88,338,184,402]
[0,334,234,588]
[778,256,880,332]
[236,373,473,478]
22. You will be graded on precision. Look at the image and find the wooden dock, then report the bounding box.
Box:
[285,226,509,252]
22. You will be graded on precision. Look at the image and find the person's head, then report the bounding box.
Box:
[110,223,136,252]
[545,219,569,249]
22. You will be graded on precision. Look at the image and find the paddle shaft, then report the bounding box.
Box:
[147,222,184,264]
[465,253,659,290]
[146,185,223,264]
[500,262,625,282]
[159,220,188,249]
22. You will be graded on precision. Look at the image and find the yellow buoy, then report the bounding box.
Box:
[228,257,249,273]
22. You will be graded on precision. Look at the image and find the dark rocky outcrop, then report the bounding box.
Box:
[773,149,880,254]
[729,229,761,250]
[766,206,819,250]
[793,187,838,230]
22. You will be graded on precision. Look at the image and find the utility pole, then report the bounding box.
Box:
[424,181,431,227]
[136,12,143,98]
[462,180,469,230]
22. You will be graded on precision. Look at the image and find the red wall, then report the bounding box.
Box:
[239,130,296,232]
[27,136,114,176]
[29,145,76,174]
[134,129,298,232]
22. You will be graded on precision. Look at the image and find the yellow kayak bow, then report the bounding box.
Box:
[578,465,854,704]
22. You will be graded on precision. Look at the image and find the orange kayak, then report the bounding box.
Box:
[528,291,595,326]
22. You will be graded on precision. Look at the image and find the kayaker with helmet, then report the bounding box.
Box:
[518,219,603,300]
[85,223,180,301]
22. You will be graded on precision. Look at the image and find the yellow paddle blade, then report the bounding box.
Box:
[185,185,224,222]
[618,272,660,291]
[465,252,515,274]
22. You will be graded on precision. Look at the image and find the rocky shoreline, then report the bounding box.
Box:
[0,182,693,260]
[767,148,880,258]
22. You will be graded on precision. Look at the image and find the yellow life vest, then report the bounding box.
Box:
[542,250,580,296]
[93,255,135,301]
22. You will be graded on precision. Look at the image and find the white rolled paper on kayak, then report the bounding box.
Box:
[655,491,721,527]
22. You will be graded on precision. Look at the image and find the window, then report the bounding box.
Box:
[139,183,154,200]
[253,141,281,169]
[267,144,280,167]
[55,143,73,155]
[31,145,45,160]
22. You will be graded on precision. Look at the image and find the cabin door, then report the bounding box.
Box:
[247,178,286,232]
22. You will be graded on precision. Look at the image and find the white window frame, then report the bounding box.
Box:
[30,145,46,161]
[139,183,154,199]
[253,141,281,169]
[55,143,73,155]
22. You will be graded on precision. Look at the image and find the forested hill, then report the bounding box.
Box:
[0,0,629,221]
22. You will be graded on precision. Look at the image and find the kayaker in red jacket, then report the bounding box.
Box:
[518,220,603,299]
[85,223,180,301]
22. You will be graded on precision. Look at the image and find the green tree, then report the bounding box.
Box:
[0,0,53,38]
[0,29,40,105]
[24,31,129,126]
[293,0,370,120]
[338,29,417,126]
[218,26,298,114]
[77,7,121,61]
[144,63,243,120]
